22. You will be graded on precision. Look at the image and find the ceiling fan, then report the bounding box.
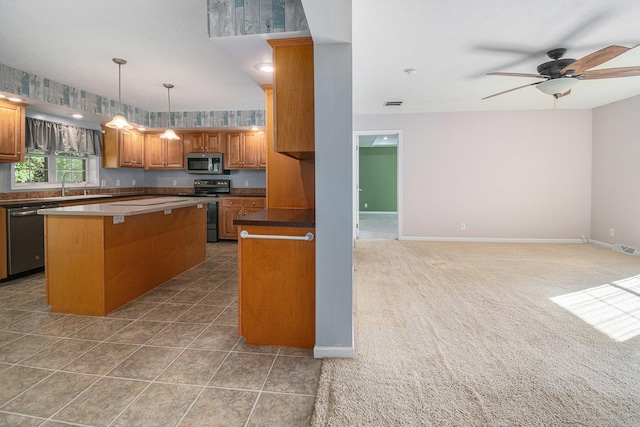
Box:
[482,45,640,100]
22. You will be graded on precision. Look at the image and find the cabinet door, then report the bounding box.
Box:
[225,132,243,169]
[258,132,267,169]
[269,38,314,158]
[0,101,25,163]
[119,130,144,167]
[242,132,260,169]
[131,131,145,166]
[204,132,223,152]
[145,133,166,169]
[165,137,184,168]
[220,198,243,239]
[118,130,135,166]
[183,133,204,152]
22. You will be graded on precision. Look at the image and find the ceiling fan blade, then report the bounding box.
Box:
[482,82,541,100]
[580,66,640,79]
[487,72,546,79]
[559,89,571,98]
[562,45,630,74]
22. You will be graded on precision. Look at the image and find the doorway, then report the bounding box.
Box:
[353,131,401,240]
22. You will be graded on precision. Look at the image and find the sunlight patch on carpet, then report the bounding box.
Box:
[551,275,640,342]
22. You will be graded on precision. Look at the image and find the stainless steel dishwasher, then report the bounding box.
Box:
[6,203,59,276]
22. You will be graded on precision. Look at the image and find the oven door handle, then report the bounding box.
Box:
[10,210,40,217]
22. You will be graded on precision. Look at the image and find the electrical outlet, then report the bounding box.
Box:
[364,203,368,208]
[116,179,120,187]
[244,180,249,187]
[172,180,177,187]
[461,223,466,231]
[132,179,136,186]
[610,228,615,237]
[101,179,106,187]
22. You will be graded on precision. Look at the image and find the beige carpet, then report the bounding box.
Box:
[312,241,640,426]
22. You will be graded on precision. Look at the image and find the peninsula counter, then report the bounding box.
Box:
[39,197,213,315]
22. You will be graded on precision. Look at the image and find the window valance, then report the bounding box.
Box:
[25,117,102,155]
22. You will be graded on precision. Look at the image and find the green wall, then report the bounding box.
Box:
[359,146,397,212]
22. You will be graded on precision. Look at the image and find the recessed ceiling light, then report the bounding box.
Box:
[255,63,274,73]
[72,114,83,119]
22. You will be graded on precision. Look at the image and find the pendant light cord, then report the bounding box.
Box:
[118,63,122,104]
[164,83,175,127]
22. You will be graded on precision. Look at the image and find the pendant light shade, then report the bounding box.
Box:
[105,58,133,130]
[160,83,180,140]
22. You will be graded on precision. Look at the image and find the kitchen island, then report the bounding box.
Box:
[39,197,214,316]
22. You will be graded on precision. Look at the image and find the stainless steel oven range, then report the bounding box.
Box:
[188,179,230,242]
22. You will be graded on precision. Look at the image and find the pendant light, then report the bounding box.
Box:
[160,83,180,140]
[105,58,133,130]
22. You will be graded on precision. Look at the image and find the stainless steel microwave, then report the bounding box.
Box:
[185,153,228,174]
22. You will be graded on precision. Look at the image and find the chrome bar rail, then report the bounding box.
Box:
[240,230,315,241]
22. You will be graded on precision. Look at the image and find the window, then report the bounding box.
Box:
[11,148,99,190]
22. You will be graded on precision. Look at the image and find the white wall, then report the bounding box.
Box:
[592,95,640,249]
[354,109,593,241]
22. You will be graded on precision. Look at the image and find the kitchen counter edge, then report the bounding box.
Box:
[234,208,315,228]
[36,197,217,217]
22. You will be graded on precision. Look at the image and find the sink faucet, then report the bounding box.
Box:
[61,171,81,197]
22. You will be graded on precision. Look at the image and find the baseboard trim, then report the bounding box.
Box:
[589,240,613,248]
[314,346,355,359]
[399,236,586,244]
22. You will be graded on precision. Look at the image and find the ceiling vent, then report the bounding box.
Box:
[384,101,403,107]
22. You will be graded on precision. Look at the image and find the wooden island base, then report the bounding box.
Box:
[45,205,206,316]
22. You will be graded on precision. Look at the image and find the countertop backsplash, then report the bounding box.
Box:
[0,187,265,201]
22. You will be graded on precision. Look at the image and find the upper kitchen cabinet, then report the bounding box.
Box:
[0,100,26,163]
[102,127,145,168]
[145,132,184,169]
[268,37,314,159]
[225,131,266,170]
[184,132,224,153]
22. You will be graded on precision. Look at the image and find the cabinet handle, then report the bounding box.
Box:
[240,230,315,241]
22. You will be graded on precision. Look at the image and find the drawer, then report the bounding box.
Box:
[243,198,265,209]
[222,198,243,207]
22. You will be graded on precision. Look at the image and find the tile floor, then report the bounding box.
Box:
[0,241,321,426]
[358,212,398,239]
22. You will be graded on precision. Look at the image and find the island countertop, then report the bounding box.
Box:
[37,196,218,217]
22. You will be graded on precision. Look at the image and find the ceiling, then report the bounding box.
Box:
[1,0,639,124]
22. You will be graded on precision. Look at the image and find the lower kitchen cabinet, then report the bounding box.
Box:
[218,197,265,239]
[237,223,315,348]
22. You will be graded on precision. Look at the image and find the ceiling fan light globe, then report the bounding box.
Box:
[536,77,578,96]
